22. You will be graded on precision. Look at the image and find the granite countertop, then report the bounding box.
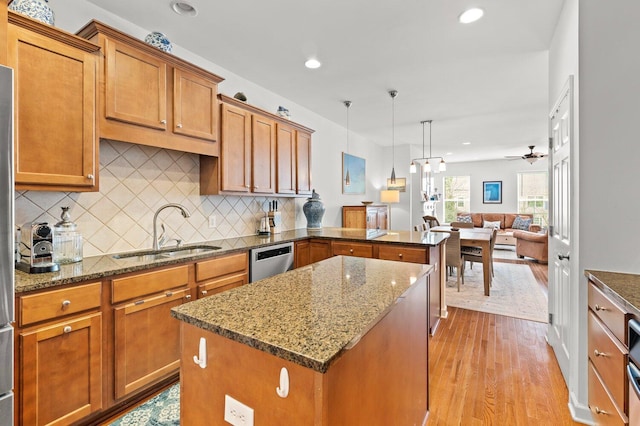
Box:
[171,255,432,373]
[15,227,447,294]
[585,270,640,317]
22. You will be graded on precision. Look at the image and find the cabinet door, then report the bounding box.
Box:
[113,288,190,399]
[343,207,366,229]
[9,24,97,190]
[19,312,102,426]
[295,240,311,268]
[296,130,312,195]
[173,68,218,141]
[377,207,389,230]
[276,123,296,194]
[104,38,167,130]
[366,209,378,230]
[220,103,251,192]
[309,239,332,263]
[252,115,276,193]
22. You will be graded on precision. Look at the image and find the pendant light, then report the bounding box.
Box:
[409,119,446,173]
[389,90,398,184]
[344,100,352,186]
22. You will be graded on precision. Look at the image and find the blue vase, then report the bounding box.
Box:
[144,31,173,53]
[303,190,325,229]
[9,0,55,25]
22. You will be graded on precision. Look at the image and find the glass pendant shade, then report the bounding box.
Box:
[423,161,431,173]
[409,161,417,174]
[439,159,447,171]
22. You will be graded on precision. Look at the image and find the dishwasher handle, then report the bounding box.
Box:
[629,362,640,399]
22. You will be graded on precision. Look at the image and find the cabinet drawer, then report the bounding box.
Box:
[589,282,628,343]
[196,252,248,282]
[332,241,373,258]
[112,265,189,303]
[19,281,101,326]
[198,273,248,298]
[588,360,628,425]
[377,245,427,264]
[588,311,628,410]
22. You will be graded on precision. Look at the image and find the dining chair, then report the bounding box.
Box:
[422,215,440,228]
[450,221,474,229]
[432,229,465,291]
[413,222,429,232]
[462,227,498,279]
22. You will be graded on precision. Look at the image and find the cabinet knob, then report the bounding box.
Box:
[87,174,94,180]
[63,326,72,334]
[166,291,173,297]
[594,304,608,312]
[185,294,191,300]
[177,123,183,128]
[594,407,608,415]
[160,119,167,124]
[593,349,607,357]
[398,253,403,258]
[349,249,354,254]
[61,300,71,309]
[245,185,250,188]
[201,290,208,295]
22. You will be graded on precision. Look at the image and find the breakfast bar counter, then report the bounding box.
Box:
[171,255,432,425]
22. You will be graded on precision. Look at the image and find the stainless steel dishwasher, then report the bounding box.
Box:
[249,242,294,282]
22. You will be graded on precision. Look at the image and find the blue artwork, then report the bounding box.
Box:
[342,153,366,194]
[483,181,502,204]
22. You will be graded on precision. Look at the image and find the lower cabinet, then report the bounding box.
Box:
[111,265,191,399]
[196,251,249,298]
[16,282,103,426]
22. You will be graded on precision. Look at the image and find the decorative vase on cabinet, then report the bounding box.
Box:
[303,189,325,229]
[9,0,55,25]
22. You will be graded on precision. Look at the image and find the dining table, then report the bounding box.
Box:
[430,226,494,296]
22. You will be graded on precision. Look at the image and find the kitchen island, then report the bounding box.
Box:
[171,255,432,425]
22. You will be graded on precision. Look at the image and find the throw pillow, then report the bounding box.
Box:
[456,215,473,223]
[512,216,532,231]
[483,220,501,229]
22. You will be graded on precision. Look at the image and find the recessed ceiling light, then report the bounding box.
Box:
[305,58,321,69]
[458,8,484,24]
[170,1,198,17]
[462,141,471,145]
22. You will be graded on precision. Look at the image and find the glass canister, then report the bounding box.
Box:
[53,206,83,264]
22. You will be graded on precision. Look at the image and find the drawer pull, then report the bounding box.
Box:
[594,304,608,312]
[177,123,183,128]
[63,326,72,333]
[160,119,167,124]
[593,407,608,415]
[134,300,145,305]
[61,300,71,309]
[166,291,173,297]
[593,349,608,357]
[398,253,403,258]
[349,249,354,254]
[185,295,191,300]
[201,290,208,295]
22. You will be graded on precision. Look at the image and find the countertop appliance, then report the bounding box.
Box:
[628,319,640,425]
[0,65,15,426]
[249,242,294,282]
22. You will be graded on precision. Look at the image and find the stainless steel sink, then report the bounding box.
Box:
[112,245,222,260]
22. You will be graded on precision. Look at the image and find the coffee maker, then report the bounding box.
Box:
[16,222,59,273]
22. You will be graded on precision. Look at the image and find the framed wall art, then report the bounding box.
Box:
[386,177,406,192]
[483,181,502,204]
[342,153,366,194]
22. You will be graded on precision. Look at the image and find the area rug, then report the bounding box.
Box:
[110,384,179,425]
[445,261,548,323]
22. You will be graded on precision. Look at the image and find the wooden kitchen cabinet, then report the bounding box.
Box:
[16,281,103,425]
[332,241,373,258]
[8,12,100,191]
[276,122,314,195]
[195,251,249,298]
[587,281,630,424]
[76,20,223,156]
[342,205,390,230]
[310,239,332,264]
[111,265,191,399]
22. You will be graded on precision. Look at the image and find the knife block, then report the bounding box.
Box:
[268,211,282,234]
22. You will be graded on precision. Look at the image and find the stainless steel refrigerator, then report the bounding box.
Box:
[0,65,15,426]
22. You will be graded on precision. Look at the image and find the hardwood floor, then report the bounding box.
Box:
[427,259,578,425]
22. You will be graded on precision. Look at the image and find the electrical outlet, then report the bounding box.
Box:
[208,215,217,229]
[224,395,254,426]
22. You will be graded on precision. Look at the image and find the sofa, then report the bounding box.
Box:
[513,229,548,263]
[455,213,541,245]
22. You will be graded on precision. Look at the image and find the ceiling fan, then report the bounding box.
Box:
[505,145,548,164]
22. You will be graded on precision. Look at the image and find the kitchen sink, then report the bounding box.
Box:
[112,245,222,260]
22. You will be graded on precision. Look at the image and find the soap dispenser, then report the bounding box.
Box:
[53,206,83,264]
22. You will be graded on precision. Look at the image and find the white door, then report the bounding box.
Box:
[547,76,573,383]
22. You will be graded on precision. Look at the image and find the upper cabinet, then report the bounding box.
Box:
[201,95,312,196]
[76,20,223,156]
[8,12,101,191]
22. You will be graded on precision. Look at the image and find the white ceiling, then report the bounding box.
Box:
[86,0,565,163]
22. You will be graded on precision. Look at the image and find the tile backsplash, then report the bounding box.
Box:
[15,140,298,257]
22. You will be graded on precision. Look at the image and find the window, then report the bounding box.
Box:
[517,172,548,227]
[443,176,471,223]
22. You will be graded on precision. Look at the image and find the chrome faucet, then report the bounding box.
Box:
[152,203,191,251]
